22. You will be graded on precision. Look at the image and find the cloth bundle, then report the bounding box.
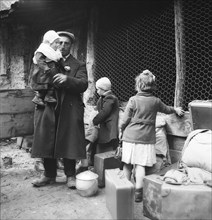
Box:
[163,166,212,185]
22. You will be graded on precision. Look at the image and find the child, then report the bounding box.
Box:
[75,109,99,174]
[30,30,70,106]
[119,70,184,203]
[92,77,120,154]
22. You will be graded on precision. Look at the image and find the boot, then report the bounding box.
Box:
[44,94,57,103]
[67,176,76,189]
[44,89,57,103]
[32,176,56,187]
[135,188,143,203]
[57,159,64,170]
[32,96,45,106]
[34,160,44,172]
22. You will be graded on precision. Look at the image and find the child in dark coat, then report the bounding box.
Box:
[76,77,119,174]
[92,77,119,154]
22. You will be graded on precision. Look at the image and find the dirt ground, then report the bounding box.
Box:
[0,139,150,220]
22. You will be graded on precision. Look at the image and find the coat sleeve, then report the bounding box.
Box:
[29,53,52,88]
[93,96,115,125]
[119,97,134,131]
[64,62,88,94]
[35,52,50,72]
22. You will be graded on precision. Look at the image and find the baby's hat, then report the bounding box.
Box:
[43,30,60,44]
[96,77,111,91]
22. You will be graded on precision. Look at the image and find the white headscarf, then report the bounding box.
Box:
[33,30,62,64]
[43,30,60,44]
[33,43,62,64]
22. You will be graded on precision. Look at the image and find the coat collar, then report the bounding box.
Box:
[63,53,72,61]
[136,91,153,97]
[101,90,112,98]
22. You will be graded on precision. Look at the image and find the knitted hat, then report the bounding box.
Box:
[43,30,60,44]
[96,77,111,91]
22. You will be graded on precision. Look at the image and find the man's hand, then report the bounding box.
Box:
[53,73,67,86]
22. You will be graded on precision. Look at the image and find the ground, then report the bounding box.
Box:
[0,139,149,220]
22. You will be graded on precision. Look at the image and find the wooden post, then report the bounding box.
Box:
[84,6,99,105]
[174,0,185,107]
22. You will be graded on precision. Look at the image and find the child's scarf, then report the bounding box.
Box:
[33,43,62,64]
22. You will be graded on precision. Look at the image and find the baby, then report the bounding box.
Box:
[30,30,70,106]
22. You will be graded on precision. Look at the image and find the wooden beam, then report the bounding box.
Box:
[84,6,99,105]
[0,89,34,114]
[0,112,34,139]
[0,89,34,139]
[174,0,185,107]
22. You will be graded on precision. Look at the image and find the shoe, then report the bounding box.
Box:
[32,96,45,106]
[57,159,64,170]
[76,166,88,175]
[32,176,56,187]
[135,189,143,203]
[34,161,44,172]
[44,95,57,103]
[67,176,76,189]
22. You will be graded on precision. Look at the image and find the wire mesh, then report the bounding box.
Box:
[93,0,211,110]
[94,0,176,105]
[181,0,212,109]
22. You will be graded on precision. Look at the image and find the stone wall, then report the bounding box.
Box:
[0,21,95,105]
[0,24,32,89]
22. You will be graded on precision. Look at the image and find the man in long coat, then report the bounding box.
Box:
[31,31,88,188]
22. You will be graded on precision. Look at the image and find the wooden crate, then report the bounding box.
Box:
[165,112,191,163]
[0,89,34,139]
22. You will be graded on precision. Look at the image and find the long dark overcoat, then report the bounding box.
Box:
[31,55,88,159]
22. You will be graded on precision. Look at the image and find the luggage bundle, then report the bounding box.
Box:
[94,151,122,187]
[143,100,212,220]
[105,169,134,220]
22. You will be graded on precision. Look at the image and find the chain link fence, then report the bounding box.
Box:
[181,0,212,109]
[93,0,211,110]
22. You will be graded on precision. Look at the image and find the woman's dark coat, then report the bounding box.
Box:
[31,54,88,159]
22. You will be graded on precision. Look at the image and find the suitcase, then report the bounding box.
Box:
[105,169,134,220]
[143,174,212,220]
[94,151,122,187]
[188,100,212,130]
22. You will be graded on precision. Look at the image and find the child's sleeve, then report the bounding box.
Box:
[93,96,115,125]
[34,52,50,72]
[158,98,175,114]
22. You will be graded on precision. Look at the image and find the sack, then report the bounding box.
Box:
[181,129,212,172]
[114,142,122,161]
[85,124,99,143]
